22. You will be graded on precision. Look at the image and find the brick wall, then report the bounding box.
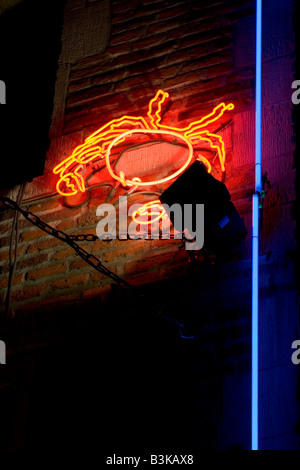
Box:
[0,0,255,312]
[0,0,298,450]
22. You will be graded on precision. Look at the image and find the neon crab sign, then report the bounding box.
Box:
[53,90,234,197]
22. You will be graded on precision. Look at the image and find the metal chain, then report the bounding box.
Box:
[0,196,131,288]
[0,196,198,338]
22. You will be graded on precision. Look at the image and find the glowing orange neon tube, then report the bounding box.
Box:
[132,199,168,225]
[197,155,212,173]
[53,89,234,196]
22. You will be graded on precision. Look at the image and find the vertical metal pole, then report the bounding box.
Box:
[252,0,262,451]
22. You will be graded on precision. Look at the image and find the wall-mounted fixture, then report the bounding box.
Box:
[160,160,247,255]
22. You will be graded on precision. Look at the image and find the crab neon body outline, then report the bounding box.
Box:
[53,90,234,196]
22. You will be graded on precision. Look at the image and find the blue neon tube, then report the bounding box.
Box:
[255,0,262,192]
[252,0,262,451]
[252,194,259,450]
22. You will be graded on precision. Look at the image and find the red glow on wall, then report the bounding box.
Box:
[53,90,234,196]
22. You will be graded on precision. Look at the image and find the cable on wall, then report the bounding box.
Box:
[4,183,25,317]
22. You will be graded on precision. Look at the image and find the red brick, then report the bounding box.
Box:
[51,273,89,289]
[67,83,114,108]
[0,223,12,235]
[123,248,180,275]
[76,211,100,228]
[13,273,24,287]
[72,53,107,69]
[0,261,9,274]
[50,247,74,261]
[205,62,233,79]
[70,228,96,242]
[18,218,37,230]
[0,276,7,290]
[16,253,49,271]
[141,0,164,4]
[70,59,111,81]
[55,219,75,232]
[145,41,179,60]
[26,198,62,214]
[10,284,48,302]
[106,43,130,58]
[182,87,250,120]
[26,264,67,281]
[144,238,180,251]
[131,32,166,52]
[101,241,144,262]
[20,228,45,242]
[92,238,116,254]
[110,27,146,46]
[180,52,231,74]
[125,95,152,115]
[109,49,147,70]
[134,1,165,18]
[68,78,91,93]
[68,92,131,117]
[147,18,183,36]
[179,27,232,50]
[112,0,139,15]
[111,16,150,35]
[158,5,188,21]
[89,271,111,283]
[112,9,137,25]
[114,75,156,93]
[164,71,205,90]
[64,96,135,134]
[167,46,211,67]
[125,56,162,77]
[0,209,14,223]
[158,64,181,81]
[26,238,62,254]
[166,18,220,41]
[69,258,91,270]
[0,245,24,265]
[0,235,12,249]
[0,273,23,289]
[42,207,81,224]
[167,37,231,66]
[64,110,105,134]
[190,0,243,14]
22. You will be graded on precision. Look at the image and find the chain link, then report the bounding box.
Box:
[0,196,131,288]
[69,234,98,241]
